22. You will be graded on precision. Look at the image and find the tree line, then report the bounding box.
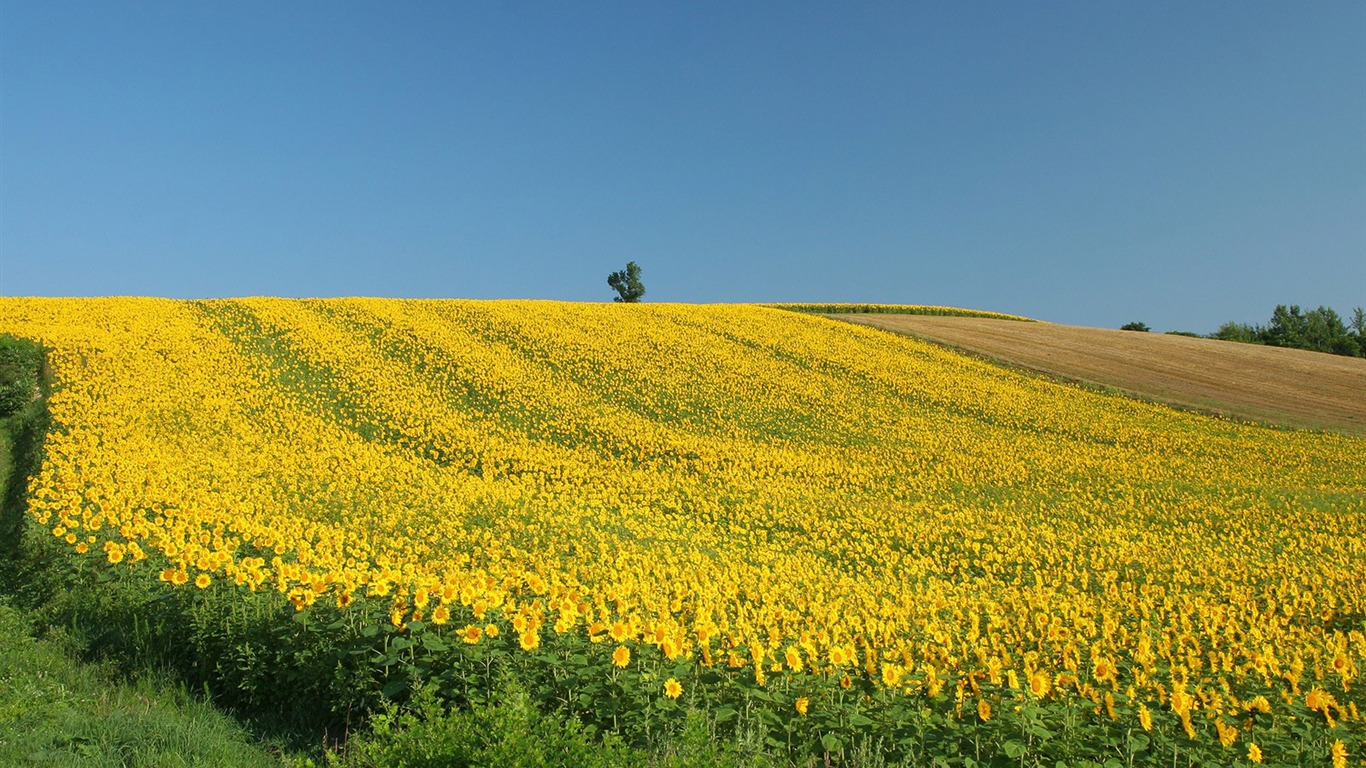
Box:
[1127,305,1366,358]
[1212,304,1365,358]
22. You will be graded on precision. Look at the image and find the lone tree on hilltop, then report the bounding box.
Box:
[1120,321,1150,332]
[608,261,645,303]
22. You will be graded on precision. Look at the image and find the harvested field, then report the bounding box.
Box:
[834,314,1366,435]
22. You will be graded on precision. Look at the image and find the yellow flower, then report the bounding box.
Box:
[431,605,450,625]
[1028,670,1051,698]
[461,625,482,644]
[1093,657,1117,683]
[613,646,631,668]
[1138,704,1152,732]
[664,677,682,699]
[1247,743,1262,763]
[829,645,850,667]
[662,637,682,660]
[1330,653,1350,675]
[1215,719,1238,748]
[1306,688,1335,713]
[976,699,992,722]
[795,697,809,715]
[194,573,211,589]
[484,624,499,638]
[519,630,540,651]
[1331,739,1347,768]
[784,646,803,672]
[881,663,903,688]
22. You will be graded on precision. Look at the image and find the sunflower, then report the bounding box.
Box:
[431,605,450,625]
[976,699,992,722]
[1306,688,1335,713]
[1093,658,1117,683]
[664,678,682,699]
[1330,653,1352,679]
[1138,704,1153,732]
[519,630,540,651]
[194,573,211,589]
[613,646,631,668]
[795,697,809,715]
[1332,739,1347,768]
[1028,670,1051,698]
[1246,743,1262,764]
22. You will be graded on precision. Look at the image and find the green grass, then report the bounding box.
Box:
[0,599,290,768]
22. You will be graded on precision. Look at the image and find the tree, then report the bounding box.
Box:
[1301,306,1357,356]
[1211,322,1259,344]
[1262,304,1307,349]
[1119,321,1150,332]
[607,261,645,303]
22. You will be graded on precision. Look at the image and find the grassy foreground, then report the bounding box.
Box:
[0,300,1362,766]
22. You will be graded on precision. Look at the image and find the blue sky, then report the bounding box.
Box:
[2,2,1362,331]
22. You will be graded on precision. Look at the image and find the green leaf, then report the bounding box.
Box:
[420,634,448,652]
[1126,733,1150,752]
[820,733,843,754]
[849,713,874,727]
[1003,740,1027,759]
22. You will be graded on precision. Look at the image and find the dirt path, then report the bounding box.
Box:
[833,314,1366,435]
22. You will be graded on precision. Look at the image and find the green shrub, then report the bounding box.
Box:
[0,334,42,418]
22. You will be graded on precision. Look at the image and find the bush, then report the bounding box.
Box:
[1119,322,1150,332]
[0,335,42,418]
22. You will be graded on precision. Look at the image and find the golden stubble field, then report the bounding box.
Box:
[836,314,1366,436]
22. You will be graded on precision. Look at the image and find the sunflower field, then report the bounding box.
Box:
[1,297,1361,766]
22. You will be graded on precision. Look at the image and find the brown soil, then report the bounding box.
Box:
[832,314,1366,435]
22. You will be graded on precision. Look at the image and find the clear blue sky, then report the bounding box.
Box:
[2,2,1363,331]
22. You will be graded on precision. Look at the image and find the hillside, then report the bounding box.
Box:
[1,297,1362,764]
[835,314,1366,435]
